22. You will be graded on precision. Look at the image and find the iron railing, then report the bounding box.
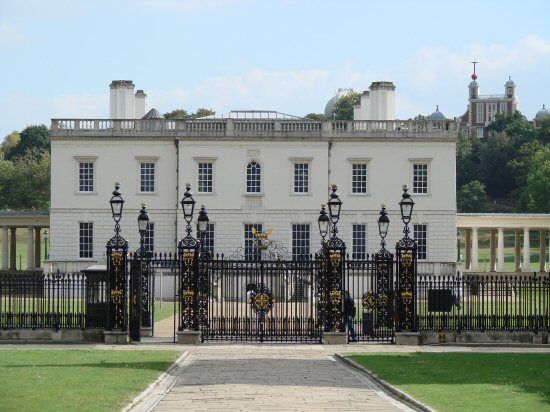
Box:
[0,271,107,330]
[416,274,550,332]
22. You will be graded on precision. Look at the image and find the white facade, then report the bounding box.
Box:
[49,113,458,272]
[353,81,396,121]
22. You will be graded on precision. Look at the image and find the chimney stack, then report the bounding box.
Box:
[134,90,147,119]
[109,80,135,119]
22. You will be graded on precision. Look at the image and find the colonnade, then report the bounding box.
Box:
[462,227,548,273]
[1,226,46,271]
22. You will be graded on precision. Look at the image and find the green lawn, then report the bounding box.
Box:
[154,300,176,322]
[0,349,180,412]
[347,352,550,412]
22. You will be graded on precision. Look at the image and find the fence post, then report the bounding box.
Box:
[395,235,417,333]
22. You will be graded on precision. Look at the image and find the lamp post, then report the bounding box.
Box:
[106,183,128,334]
[327,184,342,238]
[377,205,390,250]
[197,205,210,256]
[399,184,414,238]
[180,183,196,237]
[317,204,330,244]
[137,204,149,257]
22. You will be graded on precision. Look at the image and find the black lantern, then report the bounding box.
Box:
[318,204,330,240]
[137,204,149,236]
[399,184,414,224]
[109,183,124,222]
[378,204,390,239]
[197,205,209,236]
[327,184,342,225]
[180,183,196,224]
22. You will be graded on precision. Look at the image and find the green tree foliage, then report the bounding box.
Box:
[5,125,50,160]
[457,180,487,212]
[456,111,550,212]
[163,108,215,120]
[333,92,361,120]
[304,113,328,121]
[518,146,550,212]
[1,131,20,154]
[0,151,50,210]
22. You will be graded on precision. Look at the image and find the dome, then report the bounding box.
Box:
[535,104,549,120]
[505,76,515,88]
[324,88,354,118]
[428,105,446,120]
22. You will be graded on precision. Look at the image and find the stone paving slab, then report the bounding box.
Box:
[152,351,412,411]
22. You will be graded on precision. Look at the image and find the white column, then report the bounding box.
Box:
[2,227,8,270]
[471,227,479,271]
[27,227,34,269]
[497,228,505,272]
[523,228,531,272]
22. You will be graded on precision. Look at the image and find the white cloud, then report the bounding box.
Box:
[0,22,25,49]
[403,35,550,89]
[139,0,253,14]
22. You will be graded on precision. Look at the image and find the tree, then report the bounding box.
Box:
[333,92,361,120]
[304,113,328,121]
[5,125,50,160]
[1,131,20,154]
[538,117,550,144]
[486,111,537,146]
[456,131,481,188]
[457,180,487,212]
[476,132,517,199]
[163,108,215,120]
[518,146,550,212]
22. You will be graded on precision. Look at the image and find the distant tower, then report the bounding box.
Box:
[505,76,516,99]
[134,89,147,118]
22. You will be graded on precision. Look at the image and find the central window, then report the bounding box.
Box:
[414,224,427,260]
[79,222,93,259]
[144,223,154,252]
[140,162,155,192]
[352,224,366,260]
[292,224,310,260]
[246,161,261,193]
[202,224,215,255]
[198,162,213,193]
[244,223,262,261]
[293,163,309,193]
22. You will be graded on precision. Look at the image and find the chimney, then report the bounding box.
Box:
[368,81,396,121]
[109,80,135,119]
[134,90,147,119]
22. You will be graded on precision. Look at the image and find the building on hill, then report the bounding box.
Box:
[534,104,549,127]
[48,81,458,272]
[457,72,519,138]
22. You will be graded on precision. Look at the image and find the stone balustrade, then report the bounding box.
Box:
[51,118,456,139]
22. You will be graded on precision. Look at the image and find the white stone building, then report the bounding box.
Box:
[48,81,458,272]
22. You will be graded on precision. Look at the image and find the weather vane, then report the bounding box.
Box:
[470,61,478,80]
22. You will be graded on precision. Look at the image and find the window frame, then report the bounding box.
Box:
[352,224,367,260]
[348,158,370,195]
[74,156,97,195]
[291,223,310,260]
[78,222,94,259]
[476,102,485,124]
[409,159,431,196]
[413,224,428,261]
[144,222,154,253]
[289,158,312,195]
[201,223,215,255]
[245,161,262,194]
[135,156,159,195]
[194,157,217,195]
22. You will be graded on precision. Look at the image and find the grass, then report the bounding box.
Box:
[154,300,176,322]
[0,349,180,412]
[347,352,550,412]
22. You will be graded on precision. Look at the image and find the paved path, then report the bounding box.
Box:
[152,348,412,411]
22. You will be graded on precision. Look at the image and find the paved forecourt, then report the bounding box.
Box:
[151,347,412,412]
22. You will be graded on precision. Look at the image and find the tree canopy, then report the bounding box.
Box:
[4,125,50,160]
[332,92,361,120]
[163,108,215,120]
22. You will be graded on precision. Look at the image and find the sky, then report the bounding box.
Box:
[0,0,549,137]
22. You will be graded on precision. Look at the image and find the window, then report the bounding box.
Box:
[476,103,484,123]
[246,162,261,193]
[476,127,484,138]
[414,224,427,260]
[198,162,213,193]
[500,102,507,115]
[144,223,154,253]
[292,224,310,260]
[293,163,309,193]
[412,163,428,194]
[244,224,262,261]
[78,162,94,192]
[140,162,155,192]
[352,224,366,260]
[352,163,367,194]
[202,224,215,255]
[79,222,93,258]
[487,103,497,122]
